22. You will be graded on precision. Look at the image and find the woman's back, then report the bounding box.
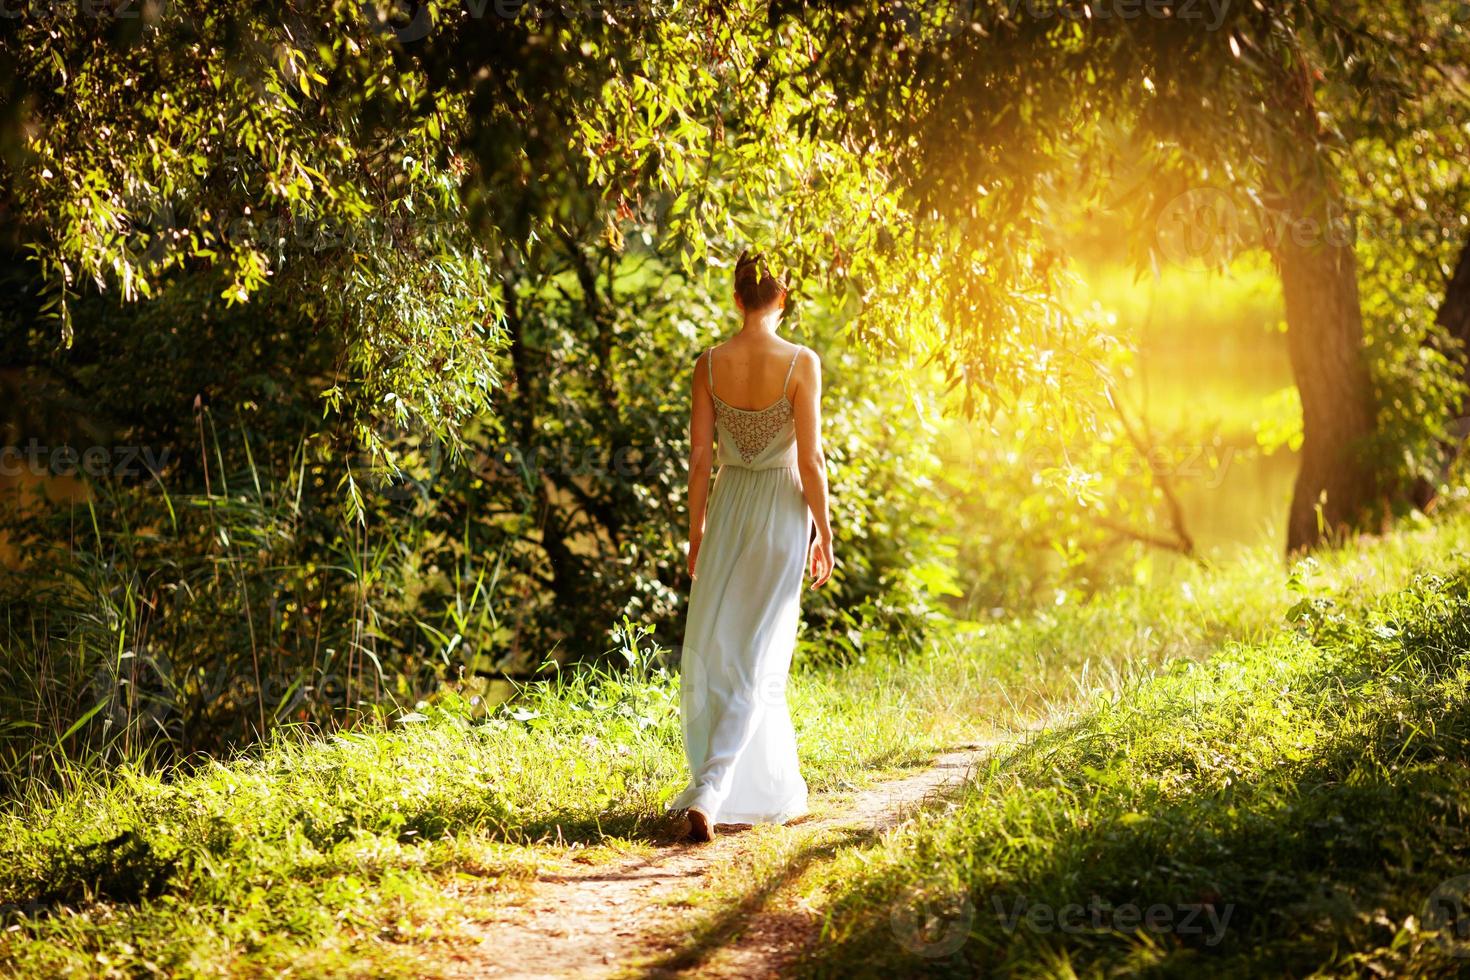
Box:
[706,337,804,470]
[707,336,805,412]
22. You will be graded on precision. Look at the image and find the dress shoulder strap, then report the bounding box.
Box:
[782,346,802,398]
[705,346,715,390]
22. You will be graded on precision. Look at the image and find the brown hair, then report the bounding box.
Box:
[733,249,787,312]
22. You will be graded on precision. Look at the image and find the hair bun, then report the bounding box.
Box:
[732,246,788,312]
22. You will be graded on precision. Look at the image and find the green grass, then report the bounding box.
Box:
[3,510,1469,977]
[0,597,1198,978]
[800,517,1470,978]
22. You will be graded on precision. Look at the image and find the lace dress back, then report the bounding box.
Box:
[707,347,801,469]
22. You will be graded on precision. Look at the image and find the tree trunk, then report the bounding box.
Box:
[1409,239,1470,510]
[1437,239,1470,415]
[1270,197,1382,554]
[1439,239,1470,350]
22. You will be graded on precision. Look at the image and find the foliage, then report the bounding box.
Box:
[5,1,506,455]
[773,0,1470,547]
[0,0,966,769]
[1347,123,1470,497]
[805,523,1470,976]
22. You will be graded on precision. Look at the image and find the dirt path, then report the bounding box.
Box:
[439,741,1004,979]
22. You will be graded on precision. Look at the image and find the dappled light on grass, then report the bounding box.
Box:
[13,507,1463,975]
[805,518,1470,977]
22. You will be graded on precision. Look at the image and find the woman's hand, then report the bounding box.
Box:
[807,531,834,589]
[688,529,703,579]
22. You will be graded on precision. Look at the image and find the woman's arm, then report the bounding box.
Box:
[791,347,834,588]
[687,350,716,578]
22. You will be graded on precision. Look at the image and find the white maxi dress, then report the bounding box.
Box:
[669,347,811,826]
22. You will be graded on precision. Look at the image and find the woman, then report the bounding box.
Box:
[669,249,835,843]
